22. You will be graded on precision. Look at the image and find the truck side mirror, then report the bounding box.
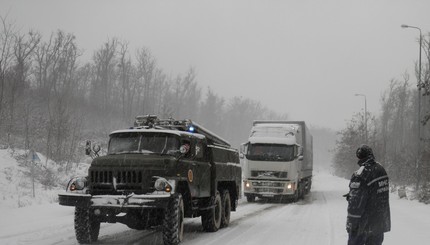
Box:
[297,145,304,161]
[179,144,190,155]
[93,144,101,155]
[85,140,91,155]
[239,143,248,159]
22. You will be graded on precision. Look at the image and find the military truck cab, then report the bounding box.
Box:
[59,116,241,245]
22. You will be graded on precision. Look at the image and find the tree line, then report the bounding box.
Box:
[332,34,430,199]
[0,17,285,169]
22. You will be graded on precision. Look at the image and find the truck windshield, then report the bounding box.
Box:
[246,143,295,162]
[108,132,180,155]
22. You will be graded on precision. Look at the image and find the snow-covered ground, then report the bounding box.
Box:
[1,149,429,244]
[0,148,88,209]
[0,172,429,244]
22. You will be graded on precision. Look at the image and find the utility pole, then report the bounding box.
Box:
[355,94,368,143]
[401,24,422,190]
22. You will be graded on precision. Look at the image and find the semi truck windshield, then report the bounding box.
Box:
[246,143,295,162]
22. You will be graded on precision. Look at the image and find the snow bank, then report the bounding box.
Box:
[0,149,89,209]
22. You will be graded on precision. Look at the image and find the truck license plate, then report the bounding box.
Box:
[262,194,274,197]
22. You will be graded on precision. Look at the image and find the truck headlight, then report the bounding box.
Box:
[245,181,251,188]
[67,177,87,192]
[154,177,172,192]
[286,182,295,190]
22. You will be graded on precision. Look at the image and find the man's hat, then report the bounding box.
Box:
[356,144,373,159]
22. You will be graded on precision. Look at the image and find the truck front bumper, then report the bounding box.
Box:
[58,192,171,209]
[243,179,296,197]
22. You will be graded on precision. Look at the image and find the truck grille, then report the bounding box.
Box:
[251,170,288,179]
[254,188,284,193]
[252,181,285,187]
[89,169,155,194]
[91,170,143,184]
[251,180,286,194]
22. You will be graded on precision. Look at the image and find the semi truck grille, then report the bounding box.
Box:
[254,188,284,193]
[251,171,288,179]
[252,181,285,187]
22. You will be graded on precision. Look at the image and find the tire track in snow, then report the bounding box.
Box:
[183,201,285,245]
[314,190,336,245]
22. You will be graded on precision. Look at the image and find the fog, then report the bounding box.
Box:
[2,0,429,130]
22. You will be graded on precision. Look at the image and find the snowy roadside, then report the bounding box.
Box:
[0,148,88,209]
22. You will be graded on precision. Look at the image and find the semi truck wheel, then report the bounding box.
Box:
[162,194,184,245]
[246,195,256,203]
[74,207,100,244]
[221,191,231,228]
[201,191,222,232]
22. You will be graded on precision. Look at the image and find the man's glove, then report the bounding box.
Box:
[346,221,358,235]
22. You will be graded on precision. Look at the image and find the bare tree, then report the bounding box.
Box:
[172,68,201,118]
[0,15,15,132]
[7,30,41,145]
[91,38,118,114]
[33,30,80,162]
[135,47,156,114]
[118,41,132,121]
[199,88,225,134]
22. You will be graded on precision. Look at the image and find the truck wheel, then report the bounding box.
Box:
[298,183,304,200]
[201,191,222,232]
[307,180,312,194]
[163,194,184,245]
[221,191,231,228]
[74,207,100,244]
[292,190,299,202]
[246,195,256,203]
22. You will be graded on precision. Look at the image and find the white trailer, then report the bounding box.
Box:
[240,121,313,202]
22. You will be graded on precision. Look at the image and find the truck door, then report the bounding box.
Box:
[188,138,211,197]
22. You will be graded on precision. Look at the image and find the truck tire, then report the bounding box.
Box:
[201,191,222,232]
[74,207,100,244]
[221,191,231,228]
[292,190,299,202]
[298,182,305,200]
[162,194,184,245]
[246,195,256,203]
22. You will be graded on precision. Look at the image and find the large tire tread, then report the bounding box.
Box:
[221,190,231,228]
[201,191,222,232]
[74,207,100,244]
[163,194,184,245]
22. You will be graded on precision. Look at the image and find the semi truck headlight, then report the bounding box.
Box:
[245,181,251,188]
[287,183,295,190]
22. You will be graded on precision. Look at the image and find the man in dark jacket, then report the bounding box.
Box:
[346,145,391,245]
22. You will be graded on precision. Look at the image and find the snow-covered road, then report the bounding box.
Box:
[1,172,429,245]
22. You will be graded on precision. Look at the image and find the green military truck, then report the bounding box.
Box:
[59,116,241,245]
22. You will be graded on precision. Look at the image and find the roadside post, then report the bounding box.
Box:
[29,150,41,198]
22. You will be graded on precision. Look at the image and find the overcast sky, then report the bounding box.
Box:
[1,0,430,130]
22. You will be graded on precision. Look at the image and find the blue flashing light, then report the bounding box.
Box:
[188,126,195,132]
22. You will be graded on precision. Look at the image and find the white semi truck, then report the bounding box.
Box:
[240,121,313,202]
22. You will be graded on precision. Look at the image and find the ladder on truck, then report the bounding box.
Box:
[134,115,231,148]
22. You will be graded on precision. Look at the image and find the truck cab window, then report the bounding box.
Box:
[247,143,295,162]
[108,132,180,155]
